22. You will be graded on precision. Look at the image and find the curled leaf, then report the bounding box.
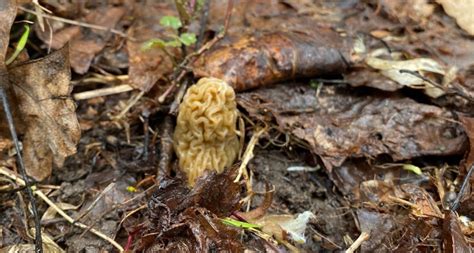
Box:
[7,46,80,180]
[255,211,316,244]
[365,56,447,98]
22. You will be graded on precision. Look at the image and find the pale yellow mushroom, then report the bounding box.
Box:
[173,77,240,186]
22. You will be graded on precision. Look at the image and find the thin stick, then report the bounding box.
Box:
[0,167,124,252]
[451,163,474,211]
[234,127,266,194]
[73,84,133,100]
[113,90,145,120]
[345,232,370,253]
[0,81,43,253]
[18,6,129,39]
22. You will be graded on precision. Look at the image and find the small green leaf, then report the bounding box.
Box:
[6,25,30,65]
[403,164,422,175]
[141,38,166,51]
[179,33,197,46]
[160,16,182,30]
[164,39,182,48]
[221,217,262,229]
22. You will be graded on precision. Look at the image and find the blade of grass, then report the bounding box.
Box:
[221,217,262,229]
[6,25,30,65]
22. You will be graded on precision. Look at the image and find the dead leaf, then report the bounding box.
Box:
[437,0,474,36]
[238,84,467,170]
[6,46,80,181]
[136,168,244,252]
[365,54,448,98]
[0,0,17,153]
[0,0,16,65]
[458,116,474,207]
[127,3,179,91]
[460,116,474,171]
[253,211,315,244]
[400,184,443,218]
[345,67,401,92]
[36,7,126,74]
[194,30,350,91]
[443,210,471,253]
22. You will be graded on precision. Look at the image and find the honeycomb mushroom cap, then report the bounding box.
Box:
[174,77,240,186]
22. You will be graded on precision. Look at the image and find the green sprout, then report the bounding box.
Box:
[403,164,422,175]
[6,25,30,65]
[221,217,262,230]
[142,16,196,51]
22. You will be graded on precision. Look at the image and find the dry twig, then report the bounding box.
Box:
[345,232,370,253]
[73,84,133,100]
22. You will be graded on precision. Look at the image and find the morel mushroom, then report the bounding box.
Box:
[174,77,240,186]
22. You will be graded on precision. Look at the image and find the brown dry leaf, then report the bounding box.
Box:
[7,46,80,181]
[400,184,443,218]
[253,211,315,244]
[0,1,16,64]
[345,67,400,92]
[460,116,474,170]
[36,7,126,74]
[127,3,179,91]
[136,169,244,252]
[443,210,471,253]
[193,29,350,91]
[437,0,474,36]
[364,54,448,98]
[238,84,467,170]
[0,0,17,149]
[458,116,474,208]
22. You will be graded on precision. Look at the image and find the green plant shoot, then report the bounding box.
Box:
[403,164,422,175]
[141,15,196,51]
[160,16,182,30]
[6,25,30,65]
[221,217,262,229]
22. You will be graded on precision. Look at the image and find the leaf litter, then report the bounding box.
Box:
[0,0,474,252]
